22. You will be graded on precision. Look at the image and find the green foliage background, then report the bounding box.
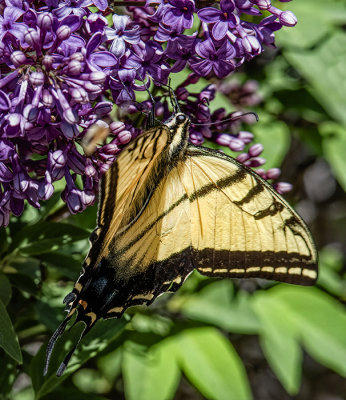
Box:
[1,1,346,398]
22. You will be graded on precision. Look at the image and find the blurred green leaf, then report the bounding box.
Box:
[254,286,346,379]
[35,301,63,333]
[97,347,123,383]
[0,227,9,256]
[319,121,346,191]
[67,203,97,230]
[284,32,346,126]
[42,386,108,400]
[0,353,18,397]
[251,118,290,169]
[31,317,128,399]
[72,368,112,395]
[7,272,39,296]
[180,281,260,333]
[317,247,346,297]
[9,221,89,257]
[38,252,82,280]
[0,274,12,306]
[276,0,346,49]
[176,327,252,400]
[252,292,302,394]
[123,338,180,400]
[0,300,22,363]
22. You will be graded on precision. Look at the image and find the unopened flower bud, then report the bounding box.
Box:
[25,28,39,47]
[42,55,53,69]
[11,51,27,67]
[266,168,281,180]
[37,12,54,30]
[229,138,245,152]
[29,71,45,87]
[279,11,297,27]
[118,130,132,144]
[110,121,126,135]
[89,71,106,84]
[57,25,71,40]
[68,60,82,75]
[248,144,263,157]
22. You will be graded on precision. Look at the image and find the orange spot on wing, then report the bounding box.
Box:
[79,299,88,309]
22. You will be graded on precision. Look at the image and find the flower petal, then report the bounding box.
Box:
[86,32,102,55]
[212,21,229,41]
[93,0,108,11]
[112,14,129,32]
[90,51,118,67]
[197,7,221,23]
[196,39,216,59]
[190,59,213,76]
[4,6,24,22]
[213,60,234,78]
[109,37,126,57]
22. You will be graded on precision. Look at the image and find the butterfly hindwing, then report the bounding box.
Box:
[177,145,317,285]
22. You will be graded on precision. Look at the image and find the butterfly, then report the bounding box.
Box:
[44,109,318,376]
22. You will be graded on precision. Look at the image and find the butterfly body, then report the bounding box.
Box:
[45,112,317,376]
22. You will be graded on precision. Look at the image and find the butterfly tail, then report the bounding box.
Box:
[56,322,93,377]
[43,313,74,376]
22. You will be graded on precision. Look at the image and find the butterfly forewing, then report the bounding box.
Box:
[87,126,171,270]
[179,145,317,284]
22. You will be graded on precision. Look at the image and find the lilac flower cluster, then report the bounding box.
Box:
[0,0,296,226]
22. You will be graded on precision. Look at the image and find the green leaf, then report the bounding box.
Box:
[181,281,260,333]
[284,31,346,126]
[97,347,123,383]
[0,353,18,397]
[273,286,346,377]
[9,221,89,256]
[41,386,108,400]
[0,299,22,363]
[251,118,290,170]
[0,227,9,256]
[317,247,346,297]
[252,292,302,394]
[7,272,39,296]
[176,327,252,400]
[38,252,83,279]
[72,368,112,395]
[253,285,346,381]
[123,338,180,400]
[276,0,346,49]
[0,274,12,306]
[319,121,346,191]
[31,317,128,399]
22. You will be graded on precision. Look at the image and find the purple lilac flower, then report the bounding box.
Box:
[105,14,140,57]
[161,0,195,32]
[197,0,239,41]
[0,0,122,224]
[0,0,296,226]
[191,39,236,78]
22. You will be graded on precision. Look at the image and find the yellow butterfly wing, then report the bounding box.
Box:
[86,125,171,270]
[177,145,317,284]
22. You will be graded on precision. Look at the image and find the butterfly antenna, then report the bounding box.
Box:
[139,74,157,129]
[43,313,74,376]
[167,78,181,114]
[190,111,259,126]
